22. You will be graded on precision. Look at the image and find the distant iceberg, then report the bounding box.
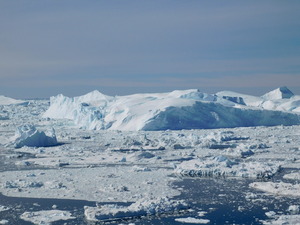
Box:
[43,88,300,131]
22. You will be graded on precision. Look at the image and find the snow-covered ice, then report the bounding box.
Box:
[20,210,75,225]
[84,197,187,222]
[249,181,300,197]
[175,217,210,224]
[0,205,10,212]
[262,214,300,225]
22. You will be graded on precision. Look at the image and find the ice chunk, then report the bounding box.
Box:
[250,181,300,197]
[14,124,58,148]
[176,157,280,179]
[20,210,75,225]
[262,214,300,225]
[84,197,187,222]
[175,217,210,224]
[288,205,299,214]
[0,205,10,212]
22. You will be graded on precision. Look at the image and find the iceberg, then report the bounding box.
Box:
[43,88,300,131]
[14,124,58,148]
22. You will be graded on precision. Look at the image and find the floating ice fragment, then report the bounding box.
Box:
[84,197,187,222]
[0,205,10,212]
[14,124,58,148]
[20,210,75,225]
[175,217,210,224]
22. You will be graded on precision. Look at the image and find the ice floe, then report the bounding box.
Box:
[84,197,187,222]
[249,181,300,197]
[20,210,75,225]
[175,217,210,224]
[175,156,281,179]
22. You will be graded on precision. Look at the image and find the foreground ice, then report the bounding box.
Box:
[84,197,187,222]
[0,166,179,202]
[20,210,75,225]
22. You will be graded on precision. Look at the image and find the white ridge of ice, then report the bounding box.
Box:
[0,95,27,105]
[43,88,300,131]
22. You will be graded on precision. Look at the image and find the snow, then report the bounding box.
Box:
[175,217,210,224]
[43,87,300,131]
[13,124,58,148]
[20,210,75,225]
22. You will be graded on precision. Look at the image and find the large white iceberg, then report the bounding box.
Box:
[14,124,58,148]
[43,87,300,131]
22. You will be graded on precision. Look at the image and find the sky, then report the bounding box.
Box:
[1,0,300,98]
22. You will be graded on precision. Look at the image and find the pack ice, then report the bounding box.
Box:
[43,87,300,131]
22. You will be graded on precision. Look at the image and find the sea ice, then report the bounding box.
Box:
[20,210,75,225]
[174,217,210,224]
[84,197,187,222]
[250,181,300,197]
[283,172,300,180]
[262,215,300,225]
[0,205,10,212]
[175,156,281,179]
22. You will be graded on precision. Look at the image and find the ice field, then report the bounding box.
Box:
[0,87,300,224]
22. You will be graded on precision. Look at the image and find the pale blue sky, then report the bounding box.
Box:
[1,1,300,98]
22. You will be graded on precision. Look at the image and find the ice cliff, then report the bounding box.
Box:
[43,87,300,131]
